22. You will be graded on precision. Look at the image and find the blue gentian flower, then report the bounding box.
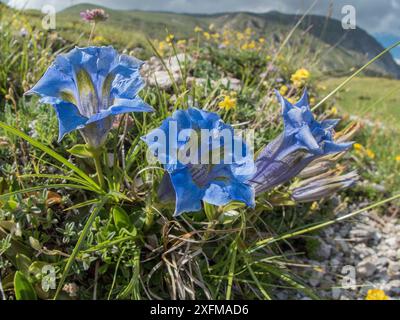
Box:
[26,46,153,147]
[142,107,255,216]
[251,90,353,195]
[291,171,358,202]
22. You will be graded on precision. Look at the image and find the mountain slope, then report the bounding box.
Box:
[39,4,400,78]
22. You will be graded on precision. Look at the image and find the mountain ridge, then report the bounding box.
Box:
[57,3,400,79]
[6,2,399,78]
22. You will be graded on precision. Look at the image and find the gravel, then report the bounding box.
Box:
[275,199,399,300]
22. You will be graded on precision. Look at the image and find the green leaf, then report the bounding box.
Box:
[112,206,131,230]
[67,144,93,159]
[16,253,32,276]
[29,261,48,277]
[219,210,240,225]
[14,271,37,300]
[204,203,217,221]
[29,236,42,251]
[220,201,245,212]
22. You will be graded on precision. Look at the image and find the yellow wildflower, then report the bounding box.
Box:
[222,39,230,47]
[236,32,244,41]
[177,39,187,48]
[310,202,319,211]
[396,155,400,162]
[203,32,211,40]
[291,68,310,87]
[212,33,220,40]
[92,35,107,45]
[353,143,364,151]
[366,149,375,159]
[158,41,167,55]
[259,37,265,44]
[166,34,174,43]
[365,289,389,300]
[279,85,289,96]
[287,97,296,104]
[241,43,249,50]
[218,95,237,111]
[245,27,252,35]
[194,26,203,33]
[330,106,338,116]
[310,97,316,105]
[248,40,256,49]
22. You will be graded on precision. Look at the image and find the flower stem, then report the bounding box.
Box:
[93,152,105,190]
[88,22,96,45]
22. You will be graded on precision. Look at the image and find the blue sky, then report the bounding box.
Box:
[5,0,400,62]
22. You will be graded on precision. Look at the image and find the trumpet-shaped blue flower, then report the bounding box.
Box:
[26,46,153,147]
[291,170,358,202]
[251,90,353,194]
[142,107,255,216]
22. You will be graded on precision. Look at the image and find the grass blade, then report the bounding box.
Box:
[0,184,95,201]
[0,120,101,191]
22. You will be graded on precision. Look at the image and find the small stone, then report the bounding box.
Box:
[309,274,321,287]
[349,229,369,239]
[385,280,400,295]
[276,292,288,300]
[335,238,350,253]
[165,53,191,72]
[357,259,377,277]
[148,70,181,89]
[316,239,332,260]
[375,257,389,268]
[219,77,242,90]
[385,237,398,247]
[388,262,400,276]
[386,249,397,258]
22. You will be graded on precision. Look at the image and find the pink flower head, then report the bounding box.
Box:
[80,9,109,23]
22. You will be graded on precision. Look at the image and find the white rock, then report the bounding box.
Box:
[357,259,377,277]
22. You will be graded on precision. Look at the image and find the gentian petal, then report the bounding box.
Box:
[294,89,309,108]
[296,126,321,153]
[323,141,353,153]
[170,169,204,216]
[25,55,76,104]
[52,101,88,142]
[321,119,340,130]
[157,173,176,203]
[85,97,154,125]
[203,179,255,208]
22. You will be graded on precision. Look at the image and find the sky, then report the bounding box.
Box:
[5,0,400,61]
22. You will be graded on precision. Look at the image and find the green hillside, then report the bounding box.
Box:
[18,3,400,79]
